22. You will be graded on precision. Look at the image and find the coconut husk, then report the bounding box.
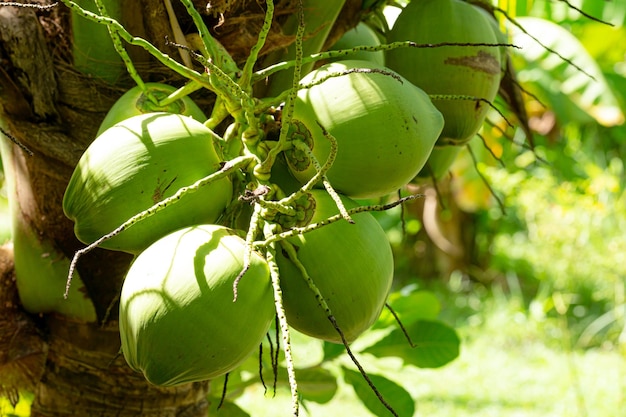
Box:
[174,0,362,65]
[191,0,300,62]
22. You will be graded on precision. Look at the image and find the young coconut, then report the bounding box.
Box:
[97,82,207,136]
[275,190,394,344]
[285,60,444,199]
[63,112,233,254]
[385,0,503,146]
[328,22,385,66]
[415,145,463,180]
[96,83,206,136]
[119,224,274,387]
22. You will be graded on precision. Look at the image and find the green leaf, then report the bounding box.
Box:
[343,367,415,417]
[322,340,346,362]
[511,17,624,127]
[374,290,441,329]
[363,320,460,368]
[257,364,338,404]
[293,366,338,404]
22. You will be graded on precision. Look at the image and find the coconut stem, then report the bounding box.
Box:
[233,202,263,302]
[261,0,347,97]
[277,126,337,206]
[311,122,354,223]
[255,193,423,248]
[177,0,239,78]
[274,127,352,224]
[253,0,307,181]
[254,40,517,83]
[91,0,154,102]
[264,234,299,417]
[238,0,274,91]
[157,80,204,108]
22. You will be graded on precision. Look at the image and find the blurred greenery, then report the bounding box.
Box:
[468,0,626,351]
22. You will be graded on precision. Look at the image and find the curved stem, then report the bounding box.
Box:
[178,0,240,79]
[279,240,398,417]
[255,194,424,249]
[157,80,204,107]
[264,227,299,416]
[92,0,154,101]
[238,0,274,91]
[253,41,518,84]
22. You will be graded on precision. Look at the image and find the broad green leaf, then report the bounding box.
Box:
[510,17,624,127]
[578,24,626,74]
[292,366,338,404]
[363,320,460,368]
[258,364,338,404]
[374,290,441,329]
[343,367,415,417]
[322,340,346,362]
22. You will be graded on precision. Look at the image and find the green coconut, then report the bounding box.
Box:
[328,22,385,66]
[285,60,444,199]
[276,190,394,344]
[385,0,503,145]
[97,82,206,136]
[63,112,233,254]
[119,224,274,386]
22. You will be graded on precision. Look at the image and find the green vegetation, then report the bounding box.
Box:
[234,299,625,417]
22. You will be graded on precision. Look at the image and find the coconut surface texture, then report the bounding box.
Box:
[276,190,394,344]
[286,60,444,199]
[63,112,233,254]
[119,224,274,387]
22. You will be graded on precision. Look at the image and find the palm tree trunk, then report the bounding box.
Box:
[31,316,209,417]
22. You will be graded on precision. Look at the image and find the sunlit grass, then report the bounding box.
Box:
[411,288,626,417]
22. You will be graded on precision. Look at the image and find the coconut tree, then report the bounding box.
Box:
[1,0,617,416]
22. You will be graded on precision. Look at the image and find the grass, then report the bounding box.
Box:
[408,291,626,417]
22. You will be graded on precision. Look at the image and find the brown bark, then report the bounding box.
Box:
[0,0,361,415]
[31,316,209,417]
